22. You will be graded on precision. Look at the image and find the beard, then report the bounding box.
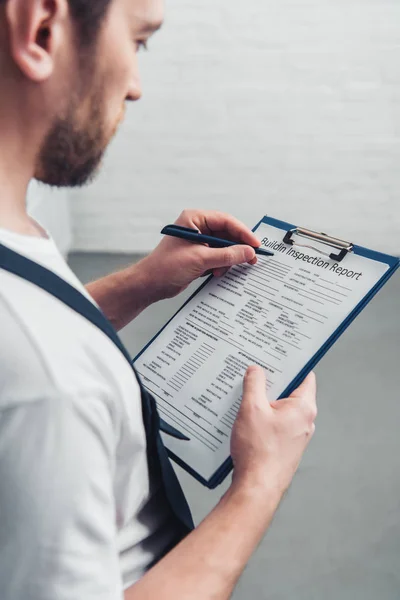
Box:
[34,88,124,188]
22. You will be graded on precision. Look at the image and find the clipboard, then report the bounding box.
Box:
[134,215,399,489]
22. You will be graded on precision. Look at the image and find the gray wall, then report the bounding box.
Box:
[71,0,400,254]
[28,181,72,256]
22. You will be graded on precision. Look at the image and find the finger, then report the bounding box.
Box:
[290,372,317,400]
[200,269,213,278]
[190,211,262,249]
[289,372,317,419]
[213,267,230,278]
[198,244,256,272]
[241,365,271,410]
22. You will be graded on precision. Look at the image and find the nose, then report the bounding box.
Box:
[126,77,142,102]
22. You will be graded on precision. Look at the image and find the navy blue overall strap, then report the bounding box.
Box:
[0,242,186,440]
[0,243,194,534]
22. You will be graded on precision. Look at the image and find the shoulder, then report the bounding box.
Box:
[0,289,55,409]
[0,268,144,445]
[0,285,116,429]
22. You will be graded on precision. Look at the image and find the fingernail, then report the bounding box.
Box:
[243,246,256,261]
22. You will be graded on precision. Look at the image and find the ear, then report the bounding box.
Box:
[5,0,69,82]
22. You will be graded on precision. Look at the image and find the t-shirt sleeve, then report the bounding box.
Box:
[0,390,123,600]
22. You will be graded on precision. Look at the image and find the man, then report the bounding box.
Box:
[0,0,317,598]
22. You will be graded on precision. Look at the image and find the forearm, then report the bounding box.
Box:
[86,256,161,331]
[125,479,283,600]
[85,209,261,331]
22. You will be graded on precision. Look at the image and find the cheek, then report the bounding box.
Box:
[103,45,139,121]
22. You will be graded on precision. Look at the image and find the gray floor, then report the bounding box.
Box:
[69,252,400,600]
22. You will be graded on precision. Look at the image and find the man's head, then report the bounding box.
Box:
[0,0,163,187]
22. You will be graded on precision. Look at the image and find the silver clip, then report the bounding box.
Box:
[283,227,353,263]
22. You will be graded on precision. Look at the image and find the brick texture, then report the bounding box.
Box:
[71,0,400,254]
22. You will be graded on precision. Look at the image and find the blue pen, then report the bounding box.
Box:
[161,225,274,257]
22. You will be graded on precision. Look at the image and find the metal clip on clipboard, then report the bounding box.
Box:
[283,227,353,263]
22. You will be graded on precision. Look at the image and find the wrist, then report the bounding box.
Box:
[132,255,169,305]
[87,257,165,331]
[216,474,284,541]
[121,255,165,308]
[226,469,285,511]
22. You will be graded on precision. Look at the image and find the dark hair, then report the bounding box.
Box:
[0,0,113,45]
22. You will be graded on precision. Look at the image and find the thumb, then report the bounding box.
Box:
[289,372,317,401]
[241,365,270,411]
[200,244,256,271]
[287,371,317,418]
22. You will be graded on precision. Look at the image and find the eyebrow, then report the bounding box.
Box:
[137,20,163,36]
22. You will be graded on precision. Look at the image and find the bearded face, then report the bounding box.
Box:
[28,0,162,188]
[34,78,125,187]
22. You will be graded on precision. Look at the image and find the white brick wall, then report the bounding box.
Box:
[71,0,400,255]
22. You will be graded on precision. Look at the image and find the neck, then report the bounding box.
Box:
[0,110,44,238]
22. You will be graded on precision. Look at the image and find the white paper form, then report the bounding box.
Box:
[135,222,389,482]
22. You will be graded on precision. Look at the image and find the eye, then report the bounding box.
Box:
[136,40,148,52]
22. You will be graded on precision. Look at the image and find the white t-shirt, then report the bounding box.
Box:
[0,228,180,599]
